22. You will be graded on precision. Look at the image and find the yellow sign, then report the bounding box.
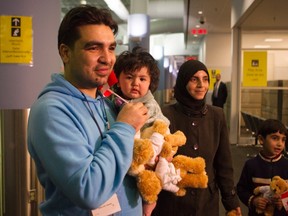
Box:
[243,51,267,87]
[0,16,33,64]
[208,69,221,90]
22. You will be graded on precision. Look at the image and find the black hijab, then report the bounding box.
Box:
[174,59,210,114]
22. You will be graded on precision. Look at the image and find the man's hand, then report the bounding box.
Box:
[117,102,148,132]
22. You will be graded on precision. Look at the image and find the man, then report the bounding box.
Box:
[27,5,148,216]
[211,73,228,108]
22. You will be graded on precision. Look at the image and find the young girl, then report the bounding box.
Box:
[112,47,169,130]
[112,47,171,216]
[237,119,288,215]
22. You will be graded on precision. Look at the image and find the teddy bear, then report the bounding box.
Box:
[128,119,208,203]
[171,155,208,196]
[225,209,238,216]
[253,175,288,216]
[128,119,179,176]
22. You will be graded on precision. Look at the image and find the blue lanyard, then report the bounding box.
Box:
[82,91,109,140]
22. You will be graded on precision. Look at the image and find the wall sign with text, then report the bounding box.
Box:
[0,15,33,65]
[243,51,267,87]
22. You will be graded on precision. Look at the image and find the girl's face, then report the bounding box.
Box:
[118,67,151,99]
[186,70,209,100]
[259,131,286,158]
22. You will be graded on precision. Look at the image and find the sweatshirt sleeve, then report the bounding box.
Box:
[28,97,136,209]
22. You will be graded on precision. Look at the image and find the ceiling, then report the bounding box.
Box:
[60,0,288,54]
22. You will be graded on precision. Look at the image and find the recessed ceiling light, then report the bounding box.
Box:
[198,11,203,15]
[265,38,283,42]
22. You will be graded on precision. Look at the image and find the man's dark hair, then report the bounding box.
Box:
[58,5,118,49]
[113,46,160,93]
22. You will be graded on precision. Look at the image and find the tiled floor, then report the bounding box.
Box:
[219,141,261,215]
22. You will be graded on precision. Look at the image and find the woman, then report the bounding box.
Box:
[152,60,241,216]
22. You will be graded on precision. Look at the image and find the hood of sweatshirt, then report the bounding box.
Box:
[39,73,85,100]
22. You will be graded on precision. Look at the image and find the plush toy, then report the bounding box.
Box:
[171,155,208,196]
[253,175,288,216]
[226,209,238,216]
[128,138,154,176]
[128,119,208,203]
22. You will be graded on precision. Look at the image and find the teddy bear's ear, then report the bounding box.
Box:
[153,119,169,135]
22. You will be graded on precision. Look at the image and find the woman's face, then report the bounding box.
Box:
[186,70,209,100]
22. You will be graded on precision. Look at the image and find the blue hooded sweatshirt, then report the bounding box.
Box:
[28,73,142,216]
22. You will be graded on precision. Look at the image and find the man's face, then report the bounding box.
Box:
[61,24,117,92]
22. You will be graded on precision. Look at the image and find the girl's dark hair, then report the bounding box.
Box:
[257,119,287,138]
[113,46,160,93]
[58,5,118,49]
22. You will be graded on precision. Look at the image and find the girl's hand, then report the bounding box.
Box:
[143,202,157,216]
[272,194,283,210]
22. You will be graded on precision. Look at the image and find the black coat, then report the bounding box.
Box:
[152,103,239,216]
[212,81,228,108]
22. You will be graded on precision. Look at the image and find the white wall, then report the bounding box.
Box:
[205,32,288,83]
[268,51,288,80]
[150,33,199,56]
[205,33,232,83]
[0,0,61,109]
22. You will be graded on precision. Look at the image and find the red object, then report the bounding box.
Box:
[186,56,198,61]
[281,191,288,213]
[107,70,118,87]
[99,70,118,97]
[190,28,207,35]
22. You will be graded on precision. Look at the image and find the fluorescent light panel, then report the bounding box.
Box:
[265,38,283,42]
[254,45,271,48]
[104,0,129,20]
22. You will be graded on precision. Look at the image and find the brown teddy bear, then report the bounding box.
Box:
[171,155,208,196]
[128,138,154,176]
[253,175,288,216]
[128,119,208,203]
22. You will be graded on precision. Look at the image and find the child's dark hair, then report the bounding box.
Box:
[257,119,287,138]
[113,46,160,93]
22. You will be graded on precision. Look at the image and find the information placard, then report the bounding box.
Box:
[0,15,33,64]
[243,51,267,87]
